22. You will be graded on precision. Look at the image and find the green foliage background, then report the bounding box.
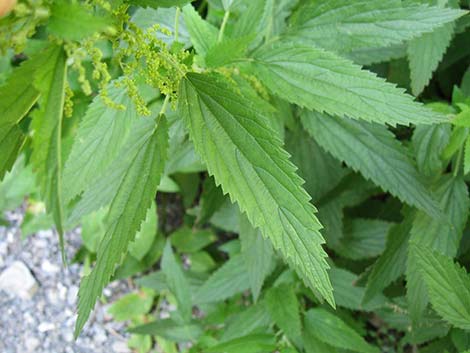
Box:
[1,0,470,352]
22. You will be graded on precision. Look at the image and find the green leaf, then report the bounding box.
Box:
[129,318,202,342]
[132,6,191,47]
[170,226,216,253]
[63,81,141,204]
[304,308,380,353]
[316,174,376,249]
[302,112,442,218]
[0,156,36,212]
[412,124,451,177]
[410,175,469,257]
[182,4,218,56]
[408,22,454,96]
[126,0,193,8]
[330,267,387,312]
[288,0,466,55]
[303,328,338,353]
[285,126,345,202]
[206,334,277,353]
[221,302,271,342]
[0,53,41,180]
[179,73,333,306]
[205,37,250,68]
[407,175,469,321]
[0,125,25,182]
[411,243,470,330]
[230,0,298,47]
[75,115,168,337]
[193,254,250,304]
[108,289,154,321]
[127,0,192,8]
[265,283,301,340]
[465,136,470,175]
[364,215,413,304]
[129,203,158,260]
[197,176,225,225]
[30,45,67,255]
[162,240,192,321]
[443,127,468,162]
[336,219,392,261]
[48,1,114,41]
[249,41,446,126]
[239,214,274,302]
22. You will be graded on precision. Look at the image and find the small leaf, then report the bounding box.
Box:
[161,240,192,321]
[193,254,250,304]
[408,22,454,96]
[336,219,392,261]
[304,308,380,353]
[182,4,218,56]
[129,318,202,342]
[0,52,41,179]
[170,226,216,253]
[206,333,277,353]
[407,175,469,321]
[364,214,413,304]
[239,214,274,301]
[411,243,470,330]
[48,1,114,41]
[412,124,451,177]
[129,203,158,260]
[265,283,302,340]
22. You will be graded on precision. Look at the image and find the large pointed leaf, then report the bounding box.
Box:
[288,0,465,55]
[179,73,333,306]
[301,112,442,218]
[75,115,168,336]
[249,40,446,126]
[30,46,67,249]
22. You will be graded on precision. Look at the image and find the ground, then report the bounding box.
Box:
[0,210,132,353]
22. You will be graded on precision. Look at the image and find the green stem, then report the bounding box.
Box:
[454,145,464,177]
[218,10,230,43]
[159,94,170,116]
[174,7,180,43]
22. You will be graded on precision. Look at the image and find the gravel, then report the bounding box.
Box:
[0,209,132,353]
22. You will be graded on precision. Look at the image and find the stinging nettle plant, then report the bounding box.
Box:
[2,0,470,351]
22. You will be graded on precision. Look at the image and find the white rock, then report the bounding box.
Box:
[24,337,40,352]
[0,261,38,299]
[38,322,55,332]
[41,259,60,274]
[112,341,131,353]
